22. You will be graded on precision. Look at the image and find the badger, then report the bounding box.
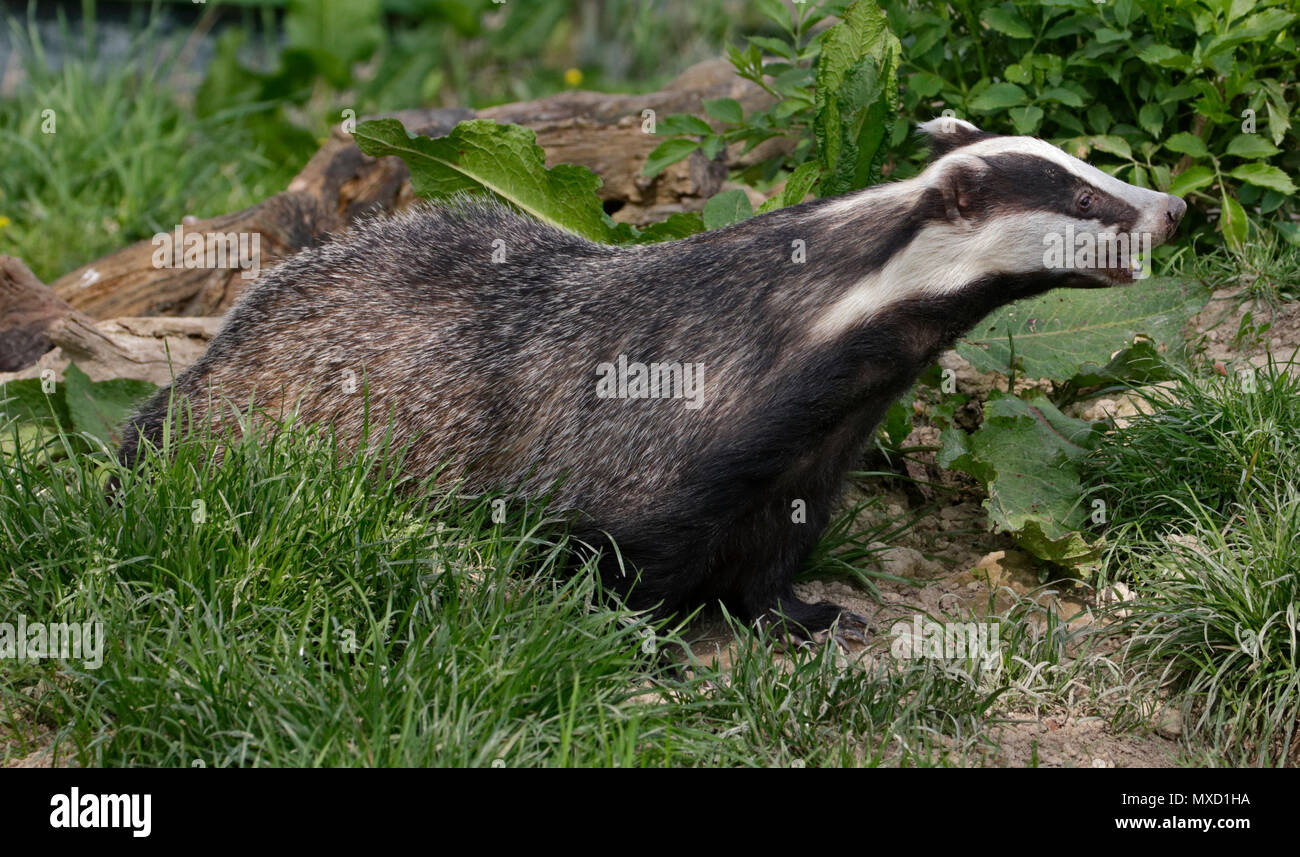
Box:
[119,118,1185,640]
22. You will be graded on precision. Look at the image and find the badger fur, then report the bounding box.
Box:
[119,118,1186,638]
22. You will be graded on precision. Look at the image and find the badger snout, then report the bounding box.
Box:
[1162,194,1187,237]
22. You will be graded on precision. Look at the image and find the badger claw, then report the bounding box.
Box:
[812,615,871,651]
[759,602,871,651]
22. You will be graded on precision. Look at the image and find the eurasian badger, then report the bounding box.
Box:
[119,117,1185,639]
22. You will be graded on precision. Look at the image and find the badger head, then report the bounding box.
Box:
[915,116,1185,287]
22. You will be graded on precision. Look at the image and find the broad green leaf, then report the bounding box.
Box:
[1164,132,1208,157]
[1136,44,1183,67]
[63,364,157,448]
[1112,0,1136,28]
[745,36,796,60]
[1265,98,1291,146]
[1225,134,1281,159]
[754,0,793,33]
[1168,165,1215,196]
[956,278,1211,379]
[757,162,823,214]
[1240,8,1296,38]
[656,114,714,136]
[1003,63,1032,85]
[945,392,1105,566]
[1039,86,1085,107]
[640,137,702,178]
[630,212,705,244]
[1228,0,1257,24]
[354,118,614,243]
[980,7,1034,39]
[1009,105,1044,134]
[702,189,754,230]
[702,98,744,125]
[1089,135,1132,160]
[781,161,823,206]
[908,71,945,97]
[968,82,1028,111]
[1138,103,1164,138]
[1055,339,1174,404]
[1230,163,1297,194]
[1220,193,1249,250]
[814,0,901,195]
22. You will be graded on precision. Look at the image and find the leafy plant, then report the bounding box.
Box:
[352,118,705,243]
[957,276,1208,380]
[1,366,156,453]
[642,0,905,208]
[354,1,907,241]
[940,391,1105,567]
[881,0,1299,250]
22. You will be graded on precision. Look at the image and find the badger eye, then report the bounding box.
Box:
[1077,192,1094,212]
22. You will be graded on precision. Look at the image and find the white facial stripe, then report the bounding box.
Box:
[808,210,1072,343]
[805,131,1175,344]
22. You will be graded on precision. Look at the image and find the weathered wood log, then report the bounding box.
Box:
[0,256,74,372]
[50,59,774,321]
[0,314,222,386]
[50,108,472,321]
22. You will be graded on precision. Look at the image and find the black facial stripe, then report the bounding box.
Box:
[958,153,1141,230]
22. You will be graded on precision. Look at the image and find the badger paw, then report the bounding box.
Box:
[760,599,871,651]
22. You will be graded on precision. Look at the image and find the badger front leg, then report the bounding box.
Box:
[719,502,871,644]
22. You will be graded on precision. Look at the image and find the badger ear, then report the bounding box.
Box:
[931,160,981,222]
[918,117,996,161]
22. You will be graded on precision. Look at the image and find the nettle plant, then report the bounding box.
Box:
[881,0,1299,251]
[643,0,906,222]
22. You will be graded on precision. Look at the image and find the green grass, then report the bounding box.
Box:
[1167,229,1300,304]
[1084,360,1300,766]
[1118,489,1300,767]
[0,408,1015,767]
[0,13,306,283]
[1084,360,1300,544]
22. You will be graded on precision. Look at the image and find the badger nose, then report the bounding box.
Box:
[1164,195,1187,232]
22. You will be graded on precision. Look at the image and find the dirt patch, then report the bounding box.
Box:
[1193,286,1300,371]
[1,714,62,768]
[975,714,1184,767]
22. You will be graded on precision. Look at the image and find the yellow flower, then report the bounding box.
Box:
[0,216,11,229]
[564,68,583,87]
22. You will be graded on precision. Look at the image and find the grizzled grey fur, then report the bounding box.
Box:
[121,120,1185,637]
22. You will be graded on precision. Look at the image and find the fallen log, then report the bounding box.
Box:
[0,256,75,372]
[51,59,775,321]
[0,314,222,387]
